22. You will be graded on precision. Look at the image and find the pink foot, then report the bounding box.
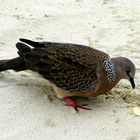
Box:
[64,97,92,112]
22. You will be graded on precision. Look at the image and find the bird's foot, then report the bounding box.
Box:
[64,97,92,112]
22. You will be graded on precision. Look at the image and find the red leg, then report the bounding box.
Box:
[64,97,92,112]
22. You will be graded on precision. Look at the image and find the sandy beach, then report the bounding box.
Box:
[0,0,140,140]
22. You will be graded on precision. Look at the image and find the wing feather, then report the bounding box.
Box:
[17,39,110,93]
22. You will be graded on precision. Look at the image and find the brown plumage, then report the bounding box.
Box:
[0,38,136,111]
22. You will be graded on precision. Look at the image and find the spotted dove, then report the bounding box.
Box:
[0,38,136,111]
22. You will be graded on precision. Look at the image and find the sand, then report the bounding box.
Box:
[0,0,140,140]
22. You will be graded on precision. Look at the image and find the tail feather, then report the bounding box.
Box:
[19,38,43,48]
[0,39,35,72]
[16,42,31,57]
[0,57,27,72]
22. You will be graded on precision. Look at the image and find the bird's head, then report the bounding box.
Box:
[111,57,136,89]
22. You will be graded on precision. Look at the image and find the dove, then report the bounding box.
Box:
[0,38,135,111]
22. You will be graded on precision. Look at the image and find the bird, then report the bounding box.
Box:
[0,38,136,111]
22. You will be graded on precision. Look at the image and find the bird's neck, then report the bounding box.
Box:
[111,57,124,80]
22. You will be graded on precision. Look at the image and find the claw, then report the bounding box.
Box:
[64,97,92,112]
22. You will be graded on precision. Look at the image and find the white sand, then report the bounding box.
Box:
[0,0,140,140]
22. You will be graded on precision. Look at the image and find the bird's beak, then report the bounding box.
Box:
[129,76,135,89]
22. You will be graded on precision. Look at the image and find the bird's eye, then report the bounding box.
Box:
[126,68,130,74]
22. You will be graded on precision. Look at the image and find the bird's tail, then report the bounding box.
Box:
[0,57,27,72]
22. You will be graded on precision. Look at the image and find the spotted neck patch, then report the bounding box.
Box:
[103,59,116,82]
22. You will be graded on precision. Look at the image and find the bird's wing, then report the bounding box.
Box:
[16,39,110,93]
